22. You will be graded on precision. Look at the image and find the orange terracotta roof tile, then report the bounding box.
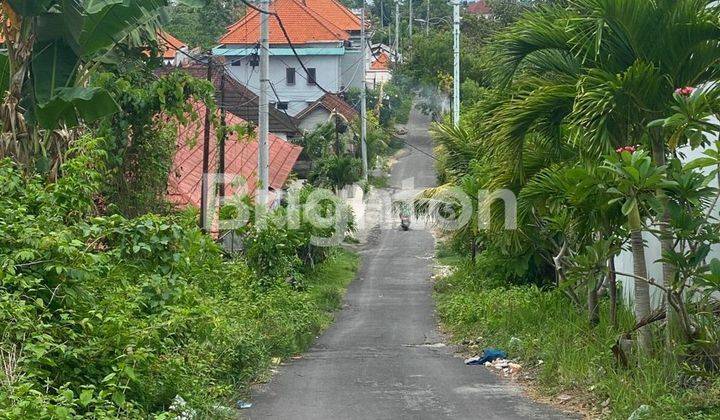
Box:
[158,31,186,59]
[303,0,361,32]
[219,0,349,45]
[467,0,492,15]
[296,93,358,122]
[370,52,390,70]
[167,102,302,208]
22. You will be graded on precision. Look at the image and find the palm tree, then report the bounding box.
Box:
[489,0,720,351]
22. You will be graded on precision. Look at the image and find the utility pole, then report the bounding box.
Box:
[452,0,460,126]
[426,0,430,35]
[200,58,213,232]
[360,0,369,181]
[258,0,270,206]
[219,69,227,198]
[394,1,400,62]
[380,0,384,30]
[408,0,413,39]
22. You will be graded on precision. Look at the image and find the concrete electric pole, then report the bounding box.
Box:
[258,0,270,206]
[426,0,430,35]
[408,0,413,39]
[361,0,369,180]
[394,1,400,61]
[452,0,460,126]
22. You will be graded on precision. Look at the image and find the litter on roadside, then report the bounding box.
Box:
[464,348,507,365]
[237,401,253,409]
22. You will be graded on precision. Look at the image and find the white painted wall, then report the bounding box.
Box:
[615,121,720,308]
[298,107,332,132]
[341,49,365,91]
[366,70,392,89]
[227,54,342,116]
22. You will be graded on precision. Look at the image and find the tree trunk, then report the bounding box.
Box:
[650,136,680,352]
[629,207,653,353]
[588,277,600,326]
[471,237,477,263]
[0,8,34,165]
[608,256,618,328]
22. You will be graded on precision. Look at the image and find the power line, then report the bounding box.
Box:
[159,10,439,163]
[236,0,336,95]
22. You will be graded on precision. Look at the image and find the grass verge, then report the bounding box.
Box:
[434,256,720,419]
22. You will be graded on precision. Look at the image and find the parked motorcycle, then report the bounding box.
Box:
[400,214,411,231]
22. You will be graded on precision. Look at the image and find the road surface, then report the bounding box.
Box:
[247,109,571,419]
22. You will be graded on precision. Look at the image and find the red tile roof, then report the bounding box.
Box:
[370,52,390,70]
[158,31,186,59]
[303,0,361,32]
[155,65,300,135]
[467,0,492,15]
[167,102,302,207]
[295,93,358,122]
[220,0,349,45]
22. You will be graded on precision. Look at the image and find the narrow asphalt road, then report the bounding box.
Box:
[248,109,572,419]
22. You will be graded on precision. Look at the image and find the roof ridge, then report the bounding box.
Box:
[325,0,361,25]
[284,0,349,39]
[219,0,349,45]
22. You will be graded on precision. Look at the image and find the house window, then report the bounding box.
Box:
[231,58,243,66]
[306,68,317,85]
[286,68,296,85]
[276,102,289,111]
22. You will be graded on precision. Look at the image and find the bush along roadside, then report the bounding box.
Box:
[0,138,359,418]
[434,254,720,419]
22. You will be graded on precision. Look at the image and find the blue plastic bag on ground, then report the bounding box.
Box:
[464,348,507,365]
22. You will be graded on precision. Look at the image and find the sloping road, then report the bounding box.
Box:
[247,109,571,419]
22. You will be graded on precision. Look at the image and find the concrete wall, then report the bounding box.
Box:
[298,107,332,132]
[227,54,342,116]
[366,70,392,89]
[341,49,365,91]
[615,127,720,308]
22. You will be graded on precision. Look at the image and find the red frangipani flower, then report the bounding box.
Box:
[615,145,637,154]
[674,86,695,96]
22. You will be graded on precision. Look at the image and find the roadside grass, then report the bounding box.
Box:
[434,256,720,419]
[306,249,360,325]
[223,248,359,410]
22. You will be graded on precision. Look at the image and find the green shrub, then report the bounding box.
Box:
[0,140,359,417]
[436,257,720,419]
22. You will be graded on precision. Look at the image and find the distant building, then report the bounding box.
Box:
[167,101,302,210]
[157,64,301,140]
[295,92,359,132]
[214,0,365,118]
[466,0,493,18]
[158,31,190,67]
[367,51,391,89]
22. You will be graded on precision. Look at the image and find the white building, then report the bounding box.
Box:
[213,0,365,117]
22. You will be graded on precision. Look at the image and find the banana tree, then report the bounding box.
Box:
[0,0,204,172]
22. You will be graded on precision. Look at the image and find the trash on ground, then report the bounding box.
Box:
[291,355,303,360]
[211,405,235,417]
[556,394,573,404]
[464,348,507,365]
[237,401,253,409]
[169,395,196,419]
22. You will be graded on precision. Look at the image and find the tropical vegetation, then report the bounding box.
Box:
[414,0,720,417]
[0,0,362,416]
